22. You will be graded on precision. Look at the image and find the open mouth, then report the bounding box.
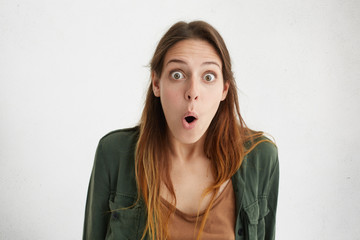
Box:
[185,116,196,123]
[182,112,198,129]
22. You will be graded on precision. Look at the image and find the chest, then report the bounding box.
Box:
[164,180,236,240]
[161,166,229,215]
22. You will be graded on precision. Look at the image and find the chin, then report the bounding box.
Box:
[180,137,201,145]
[175,131,205,145]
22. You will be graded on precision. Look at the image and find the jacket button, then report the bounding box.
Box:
[238,228,243,236]
[112,212,119,220]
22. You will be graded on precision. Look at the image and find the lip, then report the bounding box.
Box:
[182,111,198,130]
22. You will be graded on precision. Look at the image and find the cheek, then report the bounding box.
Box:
[160,84,183,112]
[204,99,222,118]
[201,86,224,107]
[162,88,178,101]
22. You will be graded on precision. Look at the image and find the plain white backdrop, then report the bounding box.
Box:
[1,0,359,239]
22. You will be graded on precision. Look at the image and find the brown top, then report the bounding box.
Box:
[161,180,236,240]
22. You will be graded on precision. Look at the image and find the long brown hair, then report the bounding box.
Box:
[135,21,269,240]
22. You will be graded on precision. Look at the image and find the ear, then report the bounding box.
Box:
[221,81,230,101]
[152,71,160,97]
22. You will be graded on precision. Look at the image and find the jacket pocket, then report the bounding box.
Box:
[243,197,269,240]
[106,195,142,240]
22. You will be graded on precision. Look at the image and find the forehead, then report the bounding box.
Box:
[163,39,222,67]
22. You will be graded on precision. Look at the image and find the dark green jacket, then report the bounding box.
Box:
[83,127,279,240]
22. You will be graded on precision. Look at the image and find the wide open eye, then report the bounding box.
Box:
[171,71,185,80]
[203,73,215,82]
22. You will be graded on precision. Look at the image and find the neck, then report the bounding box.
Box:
[168,133,207,163]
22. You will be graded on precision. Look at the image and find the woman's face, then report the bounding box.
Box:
[152,39,229,145]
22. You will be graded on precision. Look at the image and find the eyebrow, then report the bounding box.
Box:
[166,59,221,69]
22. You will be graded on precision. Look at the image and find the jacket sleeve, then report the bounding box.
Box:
[264,147,279,240]
[83,140,111,240]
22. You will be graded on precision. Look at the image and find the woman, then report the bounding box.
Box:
[83,21,279,240]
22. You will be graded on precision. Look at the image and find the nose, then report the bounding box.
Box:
[185,78,199,101]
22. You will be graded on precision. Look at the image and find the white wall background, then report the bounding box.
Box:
[1,0,359,239]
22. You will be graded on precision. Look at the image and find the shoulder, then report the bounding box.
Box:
[98,126,140,153]
[237,135,279,199]
[249,136,278,160]
[93,126,140,193]
[94,126,139,172]
[246,136,278,160]
[243,136,279,179]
